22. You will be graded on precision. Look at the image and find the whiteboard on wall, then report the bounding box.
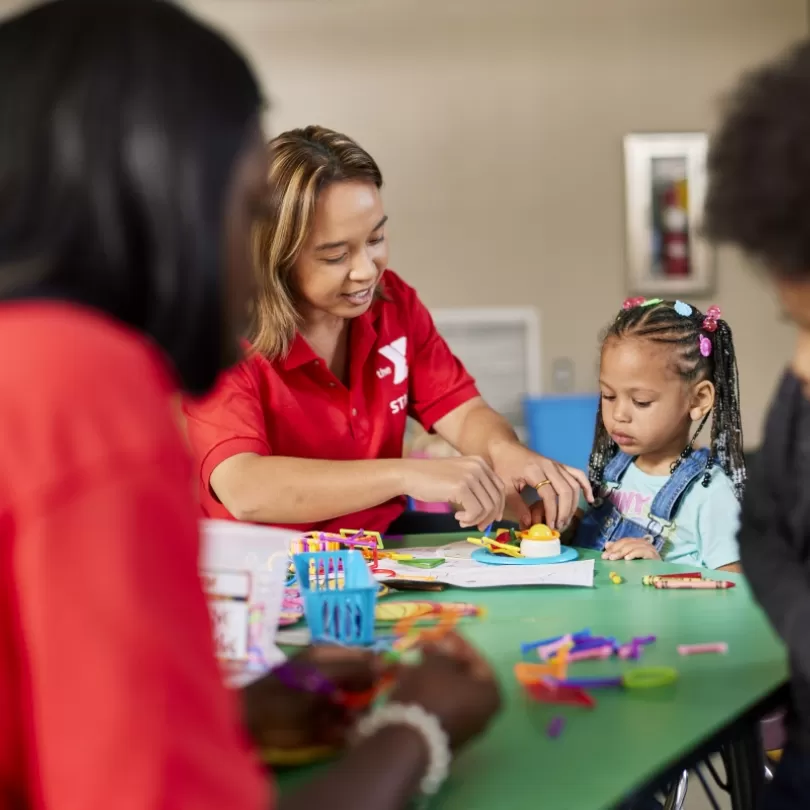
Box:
[430,307,541,433]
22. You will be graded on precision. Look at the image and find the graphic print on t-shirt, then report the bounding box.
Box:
[609,489,652,521]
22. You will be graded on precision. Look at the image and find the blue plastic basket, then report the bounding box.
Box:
[523,394,600,472]
[292,550,377,646]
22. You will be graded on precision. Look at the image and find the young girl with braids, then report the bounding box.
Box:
[574,297,745,572]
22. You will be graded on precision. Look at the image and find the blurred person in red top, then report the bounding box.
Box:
[184,126,593,535]
[0,2,500,809]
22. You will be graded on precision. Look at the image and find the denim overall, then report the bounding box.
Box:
[576,448,710,553]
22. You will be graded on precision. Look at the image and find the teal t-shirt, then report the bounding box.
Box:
[580,463,741,569]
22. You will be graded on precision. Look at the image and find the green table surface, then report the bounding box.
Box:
[277,534,788,810]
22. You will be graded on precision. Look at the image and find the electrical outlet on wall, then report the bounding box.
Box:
[551,357,574,393]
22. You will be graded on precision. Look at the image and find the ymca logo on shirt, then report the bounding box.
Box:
[377,337,409,415]
[377,337,408,383]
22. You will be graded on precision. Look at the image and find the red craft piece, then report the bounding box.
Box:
[525,680,596,709]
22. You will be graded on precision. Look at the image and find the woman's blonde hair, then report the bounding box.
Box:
[251,125,384,358]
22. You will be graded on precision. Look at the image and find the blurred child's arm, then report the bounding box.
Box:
[739,455,810,681]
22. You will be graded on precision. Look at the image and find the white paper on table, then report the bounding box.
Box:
[375,555,594,589]
[199,519,298,682]
[397,541,475,560]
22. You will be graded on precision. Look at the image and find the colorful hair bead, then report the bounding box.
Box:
[702,305,721,333]
[699,334,712,357]
[639,298,662,307]
[622,296,646,310]
[673,300,693,316]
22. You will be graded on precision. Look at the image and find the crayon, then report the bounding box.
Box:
[677,642,728,655]
[654,579,736,590]
[643,575,708,586]
[658,571,703,579]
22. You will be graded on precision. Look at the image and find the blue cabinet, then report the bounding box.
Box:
[523,394,600,473]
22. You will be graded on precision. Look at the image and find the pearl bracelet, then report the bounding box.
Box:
[353,702,452,795]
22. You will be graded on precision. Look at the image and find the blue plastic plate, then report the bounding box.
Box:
[471,546,579,566]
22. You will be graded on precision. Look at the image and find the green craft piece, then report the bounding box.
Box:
[400,558,445,569]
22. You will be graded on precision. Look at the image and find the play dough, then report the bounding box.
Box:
[520,524,561,558]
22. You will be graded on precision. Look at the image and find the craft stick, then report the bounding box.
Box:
[554,676,623,689]
[677,642,728,655]
[567,645,614,663]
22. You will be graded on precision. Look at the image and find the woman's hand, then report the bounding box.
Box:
[241,645,382,751]
[602,538,661,561]
[401,456,506,530]
[489,443,593,531]
[389,632,501,750]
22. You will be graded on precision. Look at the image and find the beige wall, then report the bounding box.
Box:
[186,0,804,448]
[189,0,805,447]
[2,0,806,446]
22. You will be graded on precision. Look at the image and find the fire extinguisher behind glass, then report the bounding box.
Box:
[660,179,690,276]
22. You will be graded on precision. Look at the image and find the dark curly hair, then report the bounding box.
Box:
[704,40,810,273]
[588,300,746,501]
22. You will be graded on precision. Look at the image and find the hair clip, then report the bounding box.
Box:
[673,300,693,317]
[622,296,646,310]
[639,298,662,308]
[699,334,712,357]
[702,305,720,333]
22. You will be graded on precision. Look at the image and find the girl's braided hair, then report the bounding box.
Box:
[588,299,745,501]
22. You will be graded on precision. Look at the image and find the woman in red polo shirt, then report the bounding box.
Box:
[184,126,592,534]
[0,3,500,810]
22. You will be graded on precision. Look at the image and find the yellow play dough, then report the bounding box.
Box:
[525,523,559,540]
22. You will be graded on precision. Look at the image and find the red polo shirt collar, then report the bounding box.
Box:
[281,300,381,372]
